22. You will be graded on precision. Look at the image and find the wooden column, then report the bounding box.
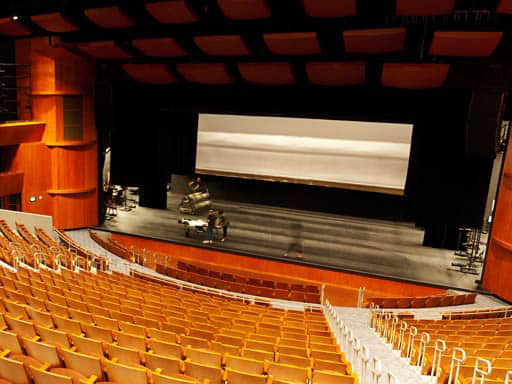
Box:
[13,37,98,228]
[483,130,512,301]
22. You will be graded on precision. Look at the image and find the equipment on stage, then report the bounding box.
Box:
[179,214,226,242]
[450,227,485,275]
[179,177,212,214]
[179,191,212,214]
[179,217,208,238]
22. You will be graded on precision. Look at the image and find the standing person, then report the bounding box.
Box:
[284,222,304,259]
[218,210,229,242]
[203,209,216,245]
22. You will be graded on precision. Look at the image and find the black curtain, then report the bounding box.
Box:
[107,79,494,230]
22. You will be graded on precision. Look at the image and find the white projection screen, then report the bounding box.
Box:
[196,114,413,195]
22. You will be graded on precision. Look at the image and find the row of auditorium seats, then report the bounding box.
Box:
[0,221,81,270]
[6,222,322,306]
[442,307,512,320]
[89,230,322,304]
[0,220,109,273]
[54,229,107,270]
[157,262,321,304]
[89,230,161,270]
[89,230,132,262]
[0,264,355,384]
[366,293,477,308]
[389,316,512,382]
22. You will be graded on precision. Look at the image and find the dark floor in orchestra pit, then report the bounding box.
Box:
[99,191,483,291]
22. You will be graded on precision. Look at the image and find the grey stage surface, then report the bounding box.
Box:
[100,192,482,291]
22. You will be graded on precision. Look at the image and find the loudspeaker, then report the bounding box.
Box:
[63,96,83,140]
[465,90,505,158]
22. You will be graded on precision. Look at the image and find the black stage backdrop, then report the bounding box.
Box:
[105,78,495,238]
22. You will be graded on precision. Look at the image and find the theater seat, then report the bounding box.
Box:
[266,362,311,384]
[36,326,72,350]
[60,349,105,381]
[224,368,269,384]
[211,341,240,356]
[0,330,24,354]
[49,368,87,384]
[0,356,32,384]
[223,354,264,375]
[8,353,44,375]
[70,335,105,357]
[145,352,183,376]
[148,339,183,360]
[152,372,198,384]
[22,338,61,368]
[104,359,149,384]
[184,347,222,366]
[30,366,73,384]
[183,361,223,384]
[107,343,143,367]
[312,370,355,384]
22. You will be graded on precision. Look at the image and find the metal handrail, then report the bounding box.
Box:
[442,306,512,319]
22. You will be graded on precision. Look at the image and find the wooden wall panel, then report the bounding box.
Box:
[31,53,56,94]
[8,142,52,215]
[0,172,24,197]
[32,96,59,143]
[0,122,45,146]
[111,232,447,304]
[51,191,97,229]
[55,58,95,95]
[9,37,99,229]
[484,130,512,301]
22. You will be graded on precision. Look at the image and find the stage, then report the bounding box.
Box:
[98,189,484,291]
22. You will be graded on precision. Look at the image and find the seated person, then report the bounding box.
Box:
[188,176,206,193]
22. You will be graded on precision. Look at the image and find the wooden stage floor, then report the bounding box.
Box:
[100,192,482,291]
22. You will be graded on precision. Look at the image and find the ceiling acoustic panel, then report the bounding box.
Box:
[343,28,406,54]
[238,62,295,85]
[264,32,321,55]
[145,1,198,23]
[77,41,133,59]
[194,35,251,56]
[305,61,366,86]
[123,64,178,84]
[430,31,503,57]
[395,0,455,16]
[31,13,80,33]
[381,63,450,89]
[497,0,512,13]
[132,37,187,57]
[0,17,31,36]
[302,0,357,18]
[177,63,235,84]
[84,6,135,29]
[217,0,272,20]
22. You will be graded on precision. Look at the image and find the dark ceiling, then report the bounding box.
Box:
[2,0,512,88]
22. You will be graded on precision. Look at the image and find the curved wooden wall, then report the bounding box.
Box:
[10,37,98,229]
[484,131,512,301]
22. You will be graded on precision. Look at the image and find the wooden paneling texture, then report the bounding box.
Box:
[111,232,447,306]
[484,132,512,301]
[2,37,99,228]
[7,142,52,215]
[0,172,24,197]
[0,122,45,146]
